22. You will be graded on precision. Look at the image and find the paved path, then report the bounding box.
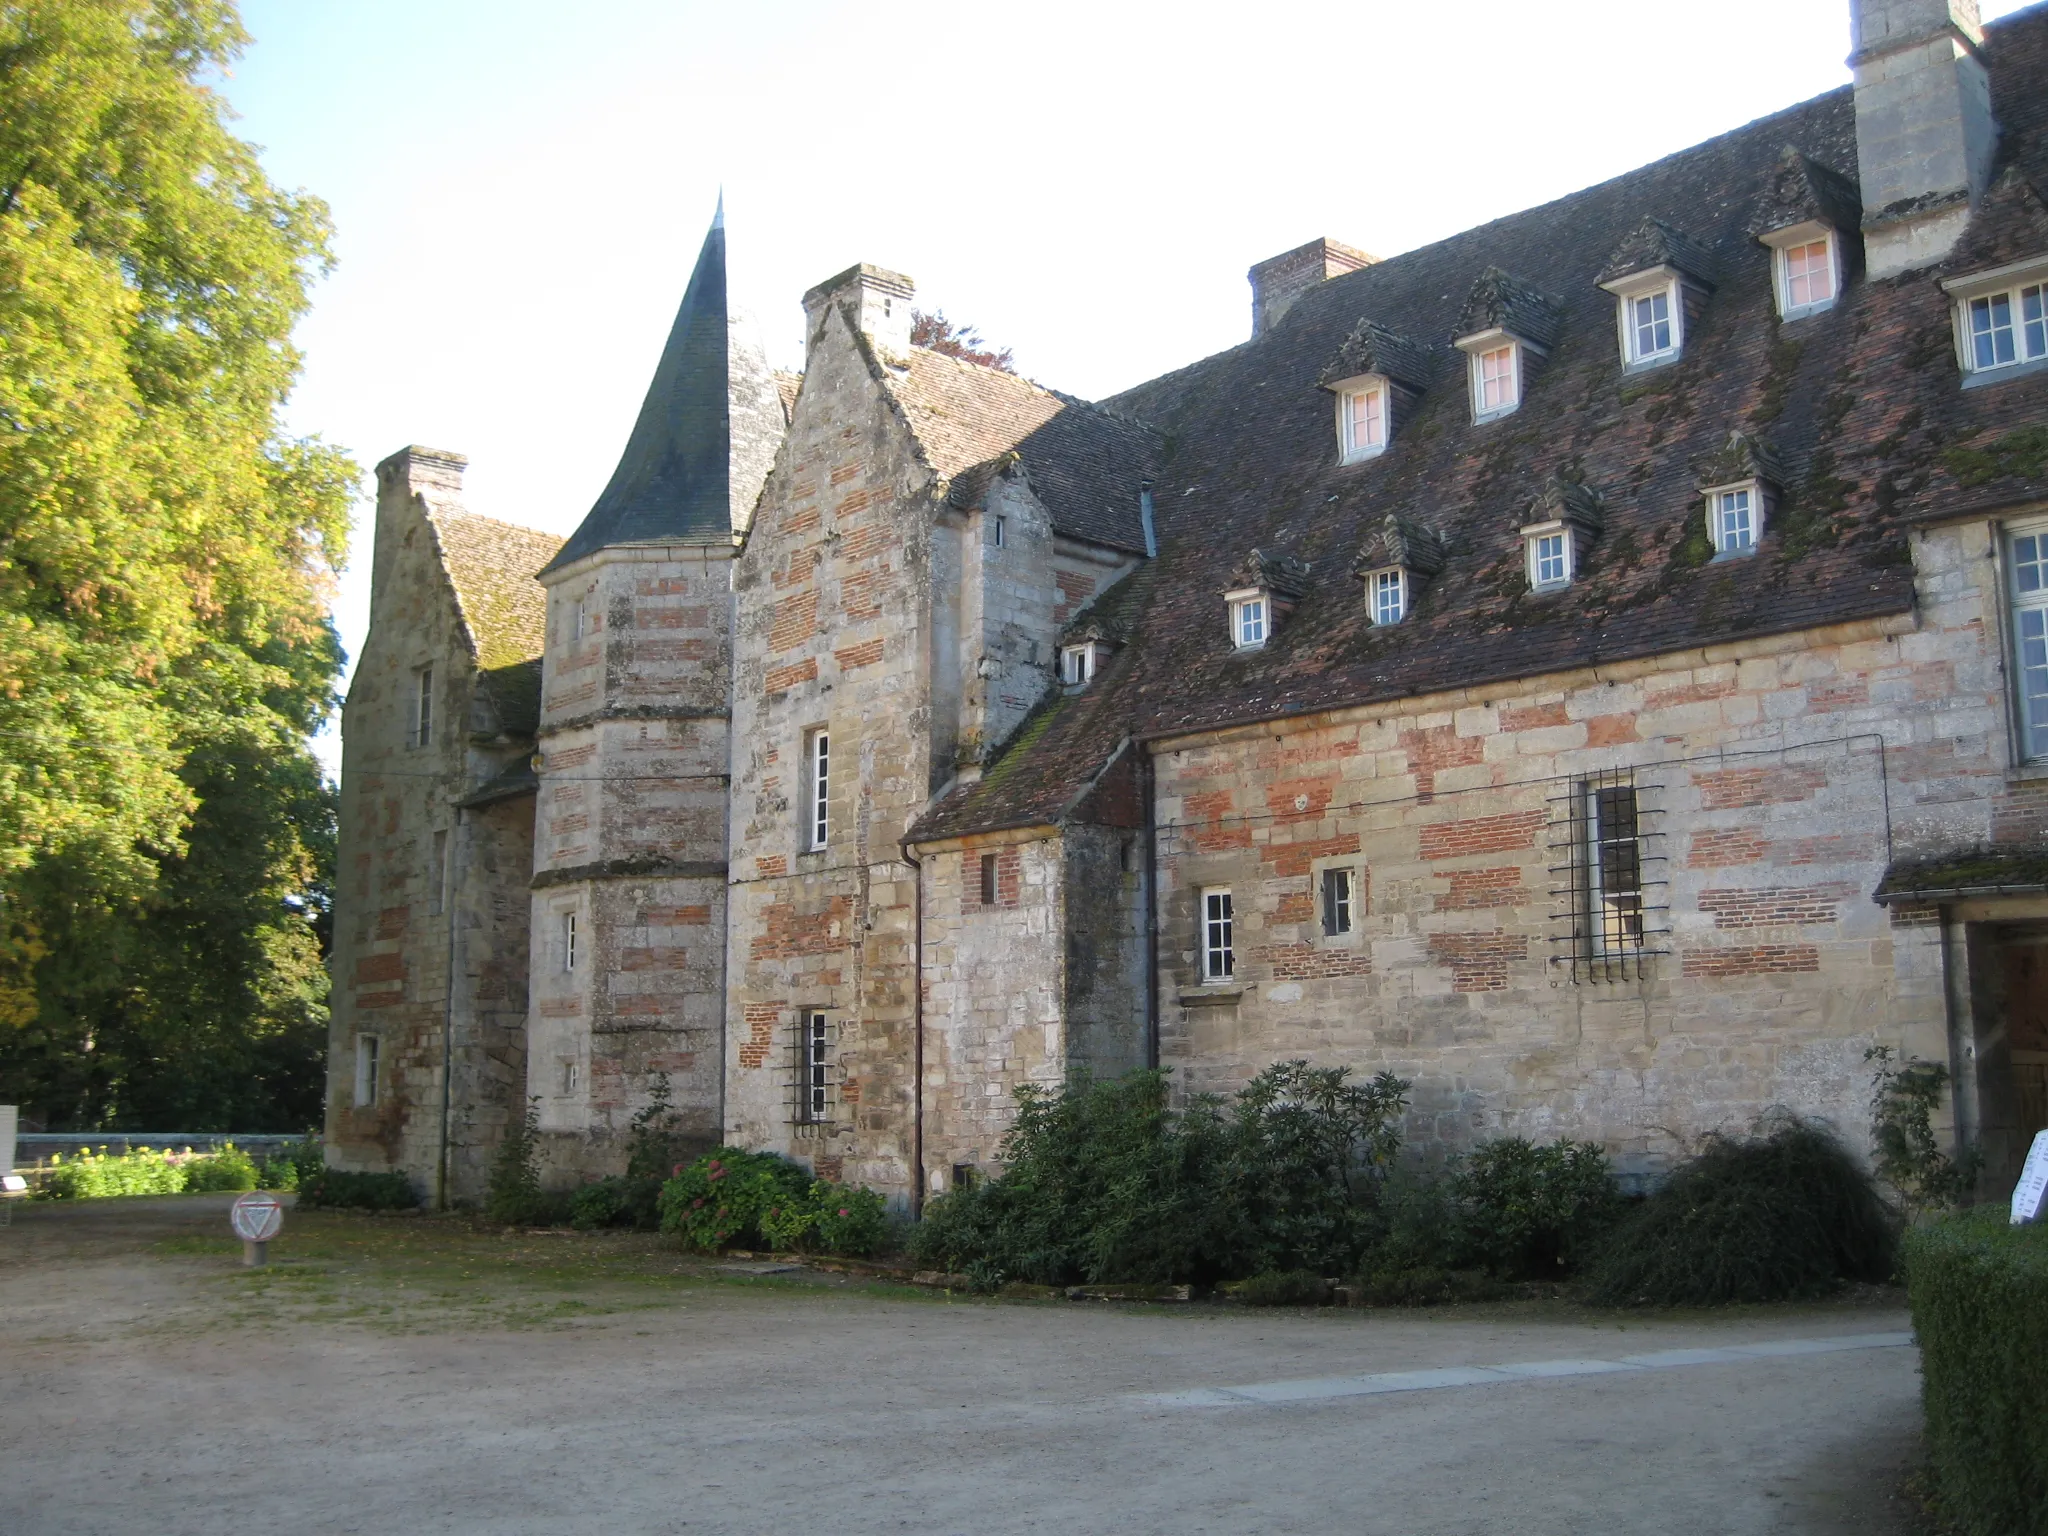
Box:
[0,1197,1924,1535]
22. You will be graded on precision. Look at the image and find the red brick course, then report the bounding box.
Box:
[738,1002,782,1069]
[1400,724,1485,800]
[1687,826,1766,867]
[835,638,885,671]
[1680,944,1821,977]
[1426,930,1527,991]
[1267,835,1360,879]
[1419,810,1546,861]
[768,590,818,653]
[1694,764,1828,811]
[1436,865,1530,911]
[1697,884,1854,928]
[1251,942,1374,979]
[764,658,818,693]
[750,896,855,960]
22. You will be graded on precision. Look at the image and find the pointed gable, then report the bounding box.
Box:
[432,511,563,736]
[1453,267,1563,348]
[546,215,739,572]
[1747,145,1862,240]
[1596,217,1720,289]
[1319,319,1435,393]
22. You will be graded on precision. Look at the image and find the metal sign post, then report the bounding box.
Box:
[230,1190,285,1265]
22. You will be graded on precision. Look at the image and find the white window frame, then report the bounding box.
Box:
[1226,591,1269,650]
[1600,267,1686,369]
[1761,223,1840,320]
[561,909,578,972]
[1320,866,1355,939]
[805,727,830,851]
[1060,642,1096,686]
[1463,334,1522,421]
[411,664,433,749]
[1332,373,1389,463]
[1942,256,2048,377]
[797,1011,834,1125]
[559,1057,580,1097]
[353,1034,381,1108]
[2005,517,2048,764]
[1702,480,1769,557]
[1201,887,1235,982]
[1583,780,1645,959]
[1522,521,1574,591]
[1366,566,1407,626]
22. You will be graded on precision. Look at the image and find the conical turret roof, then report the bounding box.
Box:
[545,210,737,572]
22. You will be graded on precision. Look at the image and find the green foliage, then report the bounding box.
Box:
[567,1073,696,1231]
[909,1063,1412,1287]
[1905,1208,2048,1536]
[38,1139,285,1197]
[1230,1270,1330,1307]
[1584,1120,1896,1306]
[1867,1046,1980,1215]
[657,1147,812,1252]
[1942,424,2048,489]
[296,1167,419,1211]
[485,1099,570,1226]
[181,1142,257,1192]
[757,1181,890,1258]
[1450,1138,1624,1278]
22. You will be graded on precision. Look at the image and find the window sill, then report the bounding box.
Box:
[1778,299,1837,323]
[1340,445,1388,466]
[1709,546,1760,563]
[1528,580,1573,596]
[1962,357,2048,390]
[1471,404,1521,425]
[1178,984,1244,1007]
[1622,350,1679,374]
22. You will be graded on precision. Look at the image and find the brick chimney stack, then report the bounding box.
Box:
[1248,238,1376,338]
[802,263,916,365]
[1849,0,1998,278]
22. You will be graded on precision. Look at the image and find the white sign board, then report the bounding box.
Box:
[230,1190,284,1243]
[2012,1130,2048,1225]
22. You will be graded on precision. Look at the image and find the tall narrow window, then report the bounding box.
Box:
[1202,888,1235,981]
[1342,383,1386,460]
[1061,644,1095,686]
[1584,782,1644,957]
[798,1012,832,1124]
[353,1034,381,1108]
[1369,568,1406,626]
[1320,868,1354,938]
[806,729,830,850]
[1628,289,1674,361]
[562,910,578,972]
[979,851,998,906]
[413,665,433,748]
[1476,344,1518,415]
[993,515,1006,548]
[1232,597,1268,649]
[560,1058,580,1096]
[1527,528,1572,590]
[430,829,448,915]
[2009,525,2048,762]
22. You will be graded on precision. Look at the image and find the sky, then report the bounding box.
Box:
[217,0,2038,773]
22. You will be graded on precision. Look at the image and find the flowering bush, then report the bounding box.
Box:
[658,1149,889,1257]
[39,1142,288,1199]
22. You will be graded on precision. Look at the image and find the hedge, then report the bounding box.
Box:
[1904,1208,2048,1536]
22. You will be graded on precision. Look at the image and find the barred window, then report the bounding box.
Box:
[796,1012,833,1125]
[1551,769,1664,981]
[1202,887,1235,981]
[1585,782,1645,956]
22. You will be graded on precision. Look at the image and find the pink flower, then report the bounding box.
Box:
[838,1209,849,1218]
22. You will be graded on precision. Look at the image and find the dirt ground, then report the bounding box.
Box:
[0,1194,1926,1535]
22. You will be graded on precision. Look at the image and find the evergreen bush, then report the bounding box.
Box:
[657,1148,811,1251]
[1905,1207,2048,1536]
[182,1143,259,1192]
[1584,1119,1895,1306]
[1230,1270,1331,1306]
[295,1167,419,1211]
[485,1098,570,1226]
[568,1075,693,1231]
[1450,1137,1624,1278]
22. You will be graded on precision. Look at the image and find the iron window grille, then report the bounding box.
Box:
[792,1012,836,1131]
[1548,769,1669,982]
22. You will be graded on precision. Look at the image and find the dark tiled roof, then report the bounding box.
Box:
[1746,146,1863,240]
[891,348,1158,554]
[1320,319,1436,392]
[1453,267,1565,347]
[1876,849,2048,901]
[432,511,561,736]
[547,217,735,572]
[1596,217,1719,288]
[910,6,2048,846]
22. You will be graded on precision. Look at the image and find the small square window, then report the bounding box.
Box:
[1782,238,1835,312]
[1526,527,1572,590]
[1476,344,1518,416]
[1629,288,1674,361]
[1342,383,1386,460]
[1061,643,1094,685]
[1320,868,1354,937]
[1202,888,1234,981]
[1368,567,1406,626]
[1963,283,2048,373]
[1232,597,1268,649]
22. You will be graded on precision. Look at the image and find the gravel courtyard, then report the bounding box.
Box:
[0,1195,1925,1535]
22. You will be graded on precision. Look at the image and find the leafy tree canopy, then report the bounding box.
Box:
[0,0,353,1128]
[909,308,1015,372]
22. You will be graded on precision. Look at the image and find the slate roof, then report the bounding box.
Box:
[889,348,1159,554]
[432,511,562,738]
[909,4,2048,846]
[1876,849,2048,901]
[546,215,736,573]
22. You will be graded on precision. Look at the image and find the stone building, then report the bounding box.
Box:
[329,0,2048,1206]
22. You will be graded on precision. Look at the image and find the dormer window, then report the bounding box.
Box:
[1525,524,1574,591]
[1060,642,1098,686]
[1470,338,1521,419]
[1599,267,1695,370]
[1230,593,1268,649]
[1942,258,2048,379]
[1628,287,1675,361]
[1778,232,1838,317]
[1704,482,1770,557]
[1336,376,1388,462]
[1366,567,1406,625]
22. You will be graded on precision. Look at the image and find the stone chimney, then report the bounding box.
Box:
[376,445,467,513]
[1248,237,1376,337]
[1850,0,1998,277]
[802,263,915,364]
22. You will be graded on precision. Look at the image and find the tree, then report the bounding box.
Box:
[909,308,1015,372]
[0,0,353,1128]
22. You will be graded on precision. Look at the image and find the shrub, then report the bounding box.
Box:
[259,1137,323,1192]
[1867,1046,1980,1216]
[296,1167,419,1211]
[658,1148,812,1252]
[184,1144,260,1193]
[1231,1270,1330,1307]
[569,1074,694,1231]
[909,1063,1411,1288]
[39,1147,188,1199]
[1584,1120,1896,1306]
[1905,1207,2048,1536]
[1451,1138,1624,1278]
[755,1181,890,1257]
[486,1098,570,1226]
